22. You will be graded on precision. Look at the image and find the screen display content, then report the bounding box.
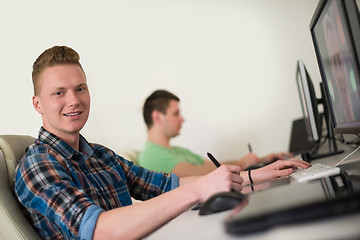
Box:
[311,0,360,133]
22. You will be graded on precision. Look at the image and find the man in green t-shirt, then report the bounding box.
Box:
[139,90,310,185]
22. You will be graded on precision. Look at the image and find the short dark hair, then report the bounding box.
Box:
[143,90,180,129]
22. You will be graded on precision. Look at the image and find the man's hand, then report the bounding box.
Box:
[259,152,294,164]
[189,165,243,202]
[251,159,311,183]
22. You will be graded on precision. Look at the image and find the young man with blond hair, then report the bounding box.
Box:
[14,46,248,240]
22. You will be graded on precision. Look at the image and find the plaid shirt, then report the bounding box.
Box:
[14,127,178,240]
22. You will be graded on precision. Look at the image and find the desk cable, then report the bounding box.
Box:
[335,145,360,167]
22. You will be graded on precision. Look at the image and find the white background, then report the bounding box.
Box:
[2,0,355,161]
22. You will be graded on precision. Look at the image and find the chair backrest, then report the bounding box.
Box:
[122,149,140,166]
[0,135,35,189]
[0,135,41,240]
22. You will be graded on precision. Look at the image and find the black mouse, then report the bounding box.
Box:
[199,191,246,215]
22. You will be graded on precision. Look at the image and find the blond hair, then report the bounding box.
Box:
[32,46,84,95]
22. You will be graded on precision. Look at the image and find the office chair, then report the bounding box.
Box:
[0,135,41,240]
[122,149,140,166]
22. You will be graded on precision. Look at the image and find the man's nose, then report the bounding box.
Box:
[67,91,80,107]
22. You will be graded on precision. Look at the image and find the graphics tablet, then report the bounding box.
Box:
[224,175,360,235]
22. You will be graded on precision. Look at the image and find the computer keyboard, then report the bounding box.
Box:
[290,163,341,183]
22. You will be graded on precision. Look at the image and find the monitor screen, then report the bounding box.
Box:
[310,0,360,134]
[296,60,321,142]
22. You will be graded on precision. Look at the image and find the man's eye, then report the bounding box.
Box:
[77,87,87,92]
[54,91,62,96]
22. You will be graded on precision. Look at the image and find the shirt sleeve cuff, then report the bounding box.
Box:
[170,173,179,189]
[79,205,104,240]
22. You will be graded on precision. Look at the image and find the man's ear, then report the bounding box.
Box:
[32,95,43,114]
[152,110,162,125]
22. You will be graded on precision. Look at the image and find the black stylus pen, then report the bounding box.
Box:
[207,152,221,168]
[192,152,221,211]
[248,143,252,153]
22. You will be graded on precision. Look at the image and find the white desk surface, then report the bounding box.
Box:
[146,207,360,240]
[146,145,360,240]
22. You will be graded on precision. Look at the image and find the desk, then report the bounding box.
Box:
[146,145,360,240]
[146,208,360,240]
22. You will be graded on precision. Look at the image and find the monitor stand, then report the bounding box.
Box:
[310,83,344,161]
[289,116,343,163]
[290,83,344,163]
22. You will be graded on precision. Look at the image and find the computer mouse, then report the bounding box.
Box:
[244,163,265,171]
[199,191,246,215]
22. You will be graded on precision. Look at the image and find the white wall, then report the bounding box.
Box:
[1,0,327,161]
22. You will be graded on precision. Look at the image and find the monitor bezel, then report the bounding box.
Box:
[296,59,321,142]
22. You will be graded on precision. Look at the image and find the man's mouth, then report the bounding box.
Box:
[64,112,81,116]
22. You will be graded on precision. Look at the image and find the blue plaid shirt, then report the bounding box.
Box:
[14,127,179,240]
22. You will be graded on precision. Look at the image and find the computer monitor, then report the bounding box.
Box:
[310,0,360,134]
[296,60,322,143]
[292,60,342,161]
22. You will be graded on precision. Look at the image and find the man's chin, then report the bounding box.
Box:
[63,124,85,135]
[172,133,180,138]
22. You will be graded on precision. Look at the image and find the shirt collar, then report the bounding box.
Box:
[38,127,93,160]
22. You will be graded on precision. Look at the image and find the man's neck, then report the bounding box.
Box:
[63,134,80,151]
[148,128,171,148]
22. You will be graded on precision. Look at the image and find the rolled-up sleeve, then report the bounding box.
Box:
[79,205,104,240]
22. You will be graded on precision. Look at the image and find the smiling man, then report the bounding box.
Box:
[14,46,244,240]
[32,63,90,150]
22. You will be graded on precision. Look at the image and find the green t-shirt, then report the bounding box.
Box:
[138,141,204,173]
